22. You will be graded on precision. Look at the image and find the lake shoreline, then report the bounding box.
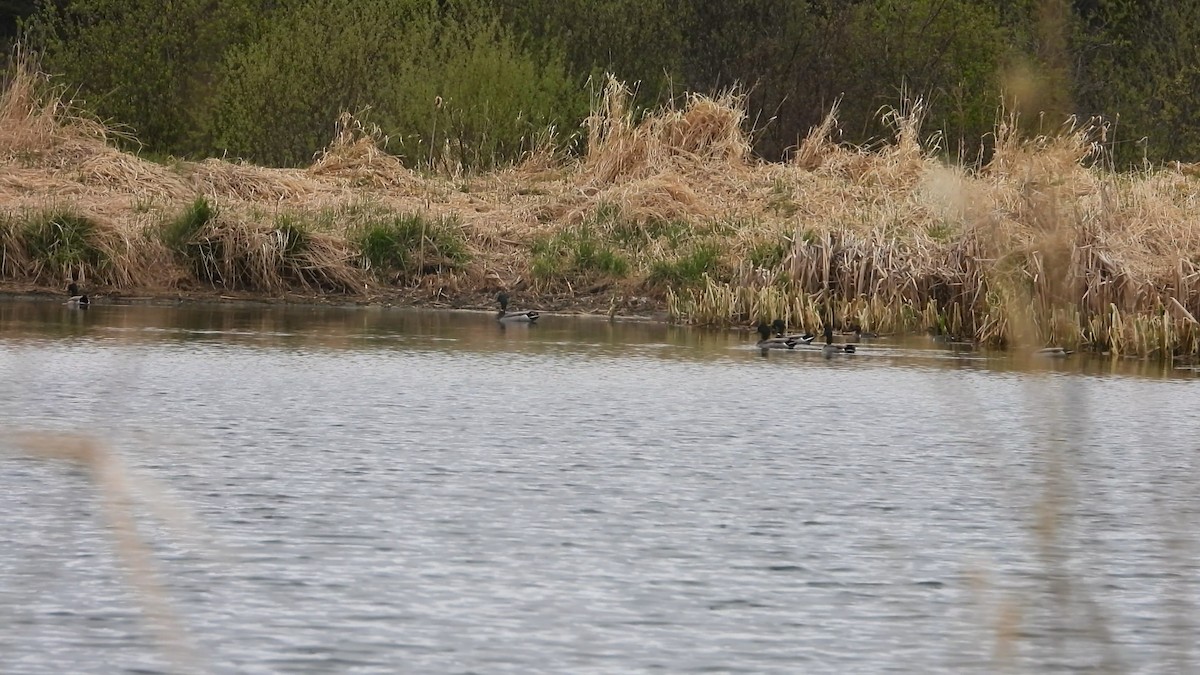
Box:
[4,61,1200,358]
[0,282,673,323]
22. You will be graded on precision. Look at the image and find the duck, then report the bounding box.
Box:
[770,319,814,345]
[840,323,880,339]
[821,325,856,354]
[756,322,800,350]
[65,282,90,308]
[1035,347,1073,357]
[928,328,964,344]
[496,292,539,323]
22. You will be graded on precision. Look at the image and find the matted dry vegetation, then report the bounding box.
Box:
[3,56,1200,359]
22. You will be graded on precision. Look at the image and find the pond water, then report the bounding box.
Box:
[1,300,1198,674]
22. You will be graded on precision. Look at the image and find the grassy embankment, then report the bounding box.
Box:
[3,56,1200,359]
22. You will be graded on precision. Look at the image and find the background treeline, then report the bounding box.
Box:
[3,0,1199,169]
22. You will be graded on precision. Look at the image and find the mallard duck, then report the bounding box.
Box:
[840,323,880,339]
[757,322,799,350]
[496,292,539,323]
[770,319,814,344]
[821,325,856,354]
[1035,347,1073,357]
[65,282,90,308]
[928,328,965,343]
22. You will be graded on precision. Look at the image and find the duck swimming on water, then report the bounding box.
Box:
[496,292,539,323]
[821,325,856,354]
[65,282,90,308]
[756,322,800,350]
[770,319,814,345]
[1035,347,1073,357]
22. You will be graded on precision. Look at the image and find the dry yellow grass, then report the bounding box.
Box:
[3,56,1200,358]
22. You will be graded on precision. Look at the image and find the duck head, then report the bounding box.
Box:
[496,292,510,311]
[756,323,772,341]
[771,319,787,337]
[68,282,79,296]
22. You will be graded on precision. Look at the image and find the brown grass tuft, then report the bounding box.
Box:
[581,75,751,184]
[793,99,842,171]
[309,112,421,190]
[0,46,132,170]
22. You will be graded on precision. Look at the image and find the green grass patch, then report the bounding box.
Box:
[163,196,217,252]
[355,212,468,279]
[767,178,798,216]
[649,242,724,287]
[608,216,691,249]
[132,196,157,214]
[163,196,222,283]
[274,215,310,257]
[797,228,820,245]
[748,236,790,269]
[531,223,629,283]
[0,212,22,277]
[581,202,693,250]
[21,208,106,279]
[925,220,957,242]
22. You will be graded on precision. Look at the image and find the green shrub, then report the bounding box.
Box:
[208,0,585,169]
[355,212,468,279]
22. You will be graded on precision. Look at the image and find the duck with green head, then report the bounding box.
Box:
[496,292,539,323]
[770,319,814,344]
[756,322,801,350]
[821,325,856,354]
[65,282,90,308]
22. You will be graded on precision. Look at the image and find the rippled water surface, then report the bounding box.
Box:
[2,300,1199,674]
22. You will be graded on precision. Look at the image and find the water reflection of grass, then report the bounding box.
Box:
[2,299,1199,381]
[949,303,1199,671]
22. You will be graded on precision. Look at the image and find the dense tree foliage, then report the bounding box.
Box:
[11,0,1200,168]
[207,0,582,167]
[23,0,268,153]
[1071,0,1200,165]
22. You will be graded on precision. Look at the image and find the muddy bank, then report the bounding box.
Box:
[0,282,671,323]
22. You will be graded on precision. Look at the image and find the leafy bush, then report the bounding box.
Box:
[25,0,265,154]
[208,0,585,169]
[355,212,468,280]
